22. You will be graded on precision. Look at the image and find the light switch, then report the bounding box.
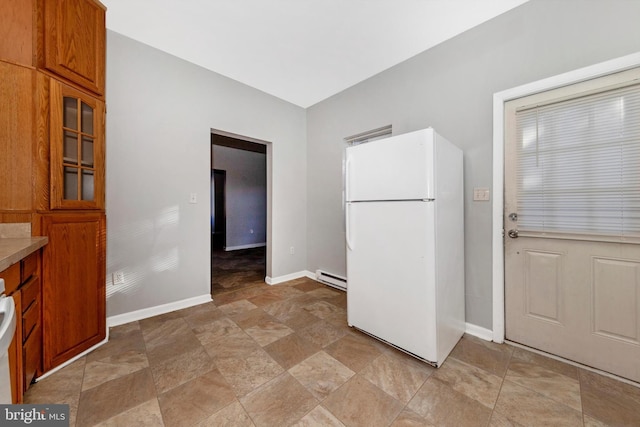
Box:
[189,193,197,204]
[473,187,490,201]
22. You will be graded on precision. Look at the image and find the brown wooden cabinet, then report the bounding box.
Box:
[39,0,106,96]
[40,213,106,371]
[0,0,106,97]
[2,251,42,403]
[50,79,105,210]
[0,0,106,377]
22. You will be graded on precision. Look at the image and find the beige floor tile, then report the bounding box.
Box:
[180,302,226,330]
[76,368,157,426]
[244,320,294,346]
[212,286,266,306]
[322,375,404,427]
[505,358,582,411]
[158,368,236,427]
[230,307,275,329]
[24,267,640,427]
[324,333,383,372]
[493,380,583,426]
[291,405,345,427]
[24,358,86,426]
[95,398,164,427]
[390,409,436,427]
[279,307,323,332]
[362,351,434,403]
[293,281,324,292]
[306,287,343,300]
[218,299,259,316]
[510,347,579,379]
[264,284,306,300]
[86,323,146,363]
[150,347,214,394]
[264,333,321,369]
[247,291,284,307]
[194,401,254,427]
[203,330,261,360]
[263,295,311,317]
[214,348,284,396]
[432,357,502,408]
[301,319,348,348]
[138,311,183,335]
[240,372,318,427]
[82,349,149,391]
[448,334,513,377]
[407,376,492,427]
[488,410,525,426]
[579,369,640,426]
[194,317,243,344]
[303,300,343,320]
[288,351,355,399]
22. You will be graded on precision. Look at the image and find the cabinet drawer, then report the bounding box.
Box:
[23,324,41,388]
[20,276,39,313]
[0,262,20,294]
[21,252,37,283]
[22,299,39,342]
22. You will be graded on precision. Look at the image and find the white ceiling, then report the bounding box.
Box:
[102,0,529,108]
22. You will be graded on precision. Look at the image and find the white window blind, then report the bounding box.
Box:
[515,83,640,237]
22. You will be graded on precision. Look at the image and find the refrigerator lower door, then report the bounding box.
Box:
[346,201,437,362]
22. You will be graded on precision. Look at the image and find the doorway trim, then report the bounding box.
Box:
[491,51,640,343]
[211,128,272,279]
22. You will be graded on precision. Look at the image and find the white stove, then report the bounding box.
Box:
[0,278,17,403]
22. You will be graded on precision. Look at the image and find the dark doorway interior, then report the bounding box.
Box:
[211,169,226,250]
[211,132,267,296]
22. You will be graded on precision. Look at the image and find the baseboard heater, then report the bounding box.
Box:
[315,270,347,291]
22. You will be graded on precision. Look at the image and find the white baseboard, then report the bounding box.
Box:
[107,294,213,327]
[224,242,266,251]
[266,270,315,285]
[465,323,494,341]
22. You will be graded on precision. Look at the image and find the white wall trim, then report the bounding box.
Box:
[266,270,315,285]
[224,242,266,251]
[465,323,494,342]
[107,294,213,327]
[492,51,640,343]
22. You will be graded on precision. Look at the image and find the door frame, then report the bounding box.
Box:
[491,52,640,343]
[211,128,271,278]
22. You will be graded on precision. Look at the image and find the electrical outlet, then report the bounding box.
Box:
[289,246,295,255]
[113,271,125,285]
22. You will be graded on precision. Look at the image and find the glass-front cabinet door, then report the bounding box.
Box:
[50,80,104,210]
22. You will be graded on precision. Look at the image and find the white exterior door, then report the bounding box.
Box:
[504,68,640,382]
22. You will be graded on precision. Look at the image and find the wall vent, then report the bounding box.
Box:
[315,270,347,291]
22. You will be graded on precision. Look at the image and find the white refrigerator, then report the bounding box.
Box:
[345,127,465,366]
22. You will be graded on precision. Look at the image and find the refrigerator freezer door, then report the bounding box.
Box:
[346,201,437,362]
[346,129,435,202]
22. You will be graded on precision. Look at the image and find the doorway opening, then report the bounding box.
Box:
[211,131,269,296]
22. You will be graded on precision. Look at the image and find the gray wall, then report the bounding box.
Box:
[306,0,640,329]
[106,31,307,317]
[212,145,267,249]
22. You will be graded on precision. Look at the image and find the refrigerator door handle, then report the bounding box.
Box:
[346,202,354,251]
[345,154,352,202]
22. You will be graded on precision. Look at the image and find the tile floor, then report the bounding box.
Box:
[25,278,640,426]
